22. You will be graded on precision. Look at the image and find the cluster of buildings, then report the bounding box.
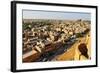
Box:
[23,19,90,62]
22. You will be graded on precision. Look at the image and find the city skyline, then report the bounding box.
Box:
[23,10,91,20]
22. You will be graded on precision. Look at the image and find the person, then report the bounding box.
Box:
[78,43,89,60]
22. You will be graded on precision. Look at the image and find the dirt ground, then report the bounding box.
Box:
[53,32,91,61]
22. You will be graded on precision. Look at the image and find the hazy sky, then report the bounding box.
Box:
[23,10,91,20]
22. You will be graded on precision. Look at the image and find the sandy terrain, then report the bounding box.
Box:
[53,32,91,61]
